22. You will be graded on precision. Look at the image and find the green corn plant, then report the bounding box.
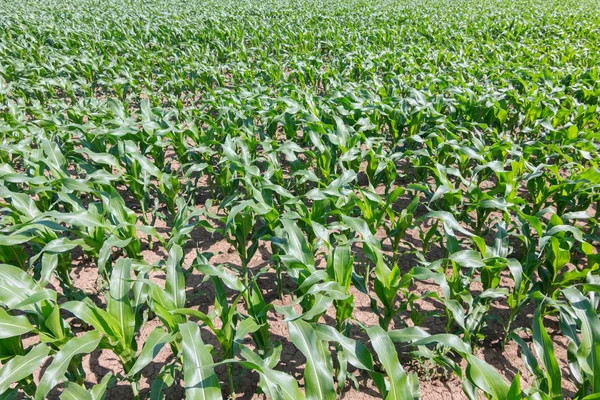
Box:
[353,186,405,235]
[275,219,354,328]
[427,163,465,213]
[245,278,273,355]
[511,299,564,400]
[0,344,51,398]
[412,242,509,346]
[504,210,545,339]
[58,373,116,400]
[250,179,293,298]
[364,145,397,191]
[314,323,387,396]
[325,243,354,331]
[62,258,155,398]
[172,277,258,396]
[0,270,72,398]
[273,217,317,286]
[342,214,411,329]
[523,167,563,216]
[547,287,600,399]
[238,345,306,399]
[0,264,71,348]
[167,196,216,250]
[365,324,421,399]
[116,139,161,221]
[34,331,104,400]
[390,327,521,400]
[193,254,272,356]
[537,214,588,298]
[387,194,420,257]
[220,201,262,284]
[96,186,142,262]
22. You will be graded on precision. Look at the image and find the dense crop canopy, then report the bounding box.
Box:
[0,0,599,398]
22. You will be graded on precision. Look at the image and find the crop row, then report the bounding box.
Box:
[0,0,599,399]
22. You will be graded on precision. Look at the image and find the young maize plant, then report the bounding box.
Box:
[0,0,599,399]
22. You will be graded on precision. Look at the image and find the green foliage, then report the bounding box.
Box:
[0,0,599,398]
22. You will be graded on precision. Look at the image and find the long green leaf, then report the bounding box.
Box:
[465,354,510,400]
[240,347,306,400]
[532,305,562,400]
[107,258,135,346]
[128,328,174,377]
[36,331,102,400]
[367,325,415,400]
[288,320,336,400]
[179,322,221,400]
[61,382,92,400]
[0,344,49,394]
[166,244,186,309]
[562,287,600,392]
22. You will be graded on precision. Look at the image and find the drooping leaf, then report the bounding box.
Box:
[36,331,102,400]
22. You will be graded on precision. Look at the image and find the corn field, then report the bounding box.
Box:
[0,0,599,398]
